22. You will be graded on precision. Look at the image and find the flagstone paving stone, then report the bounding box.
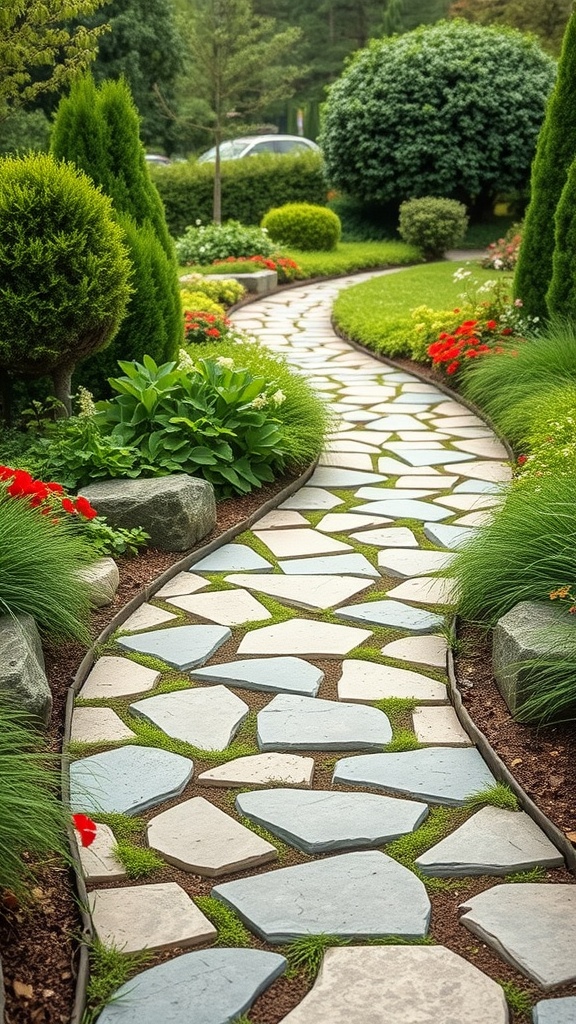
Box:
[277,945,509,1024]
[236,788,428,853]
[238,618,371,657]
[120,602,178,632]
[117,624,231,670]
[381,634,448,668]
[318,452,374,470]
[77,823,126,883]
[94,949,287,1024]
[147,796,277,875]
[70,745,193,815]
[354,487,439,501]
[365,414,425,431]
[453,510,495,527]
[350,498,452,522]
[89,882,217,953]
[423,523,479,549]
[434,493,502,511]
[334,747,495,804]
[71,707,136,744]
[460,884,576,988]
[198,752,315,788]
[323,439,381,453]
[453,479,503,493]
[279,487,344,510]
[393,391,446,404]
[165,588,272,626]
[253,509,309,529]
[192,543,273,573]
[533,997,576,1023]
[253,528,351,558]
[378,456,444,475]
[338,659,447,703]
[308,467,387,488]
[191,656,324,696]
[396,474,458,488]
[386,576,457,606]
[416,807,564,877]
[335,598,444,633]
[79,656,160,699]
[316,512,392,533]
[453,461,513,482]
[155,572,210,599]
[278,553,380,577]
[453,438,509,458]
[130,685,249,751]
[225,573,373,611]
[389,449,475,467]
[378,548,455,577]
[213,851,430,942]
[412,706,471,745]
[357,527,419,548]
[257,693,392,751]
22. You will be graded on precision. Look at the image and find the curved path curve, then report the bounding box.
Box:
[71,274,575,1024]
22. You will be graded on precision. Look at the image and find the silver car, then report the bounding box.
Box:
[197,134,320,163]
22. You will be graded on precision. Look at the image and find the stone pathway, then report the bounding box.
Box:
[70,273,576,1024]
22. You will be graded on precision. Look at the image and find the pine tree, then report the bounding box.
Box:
[547,155,576,322]
[514,10,576,319]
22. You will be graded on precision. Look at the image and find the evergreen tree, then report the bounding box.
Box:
[514,11,576,319]
[51,75,182,396]
[547,155,576,322]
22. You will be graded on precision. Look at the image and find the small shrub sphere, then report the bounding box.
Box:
[262,203,341,251]
[398,197,468,259]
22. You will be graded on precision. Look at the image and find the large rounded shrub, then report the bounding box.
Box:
[0,153,131,410]
[320,20,555,210]
[398,197,468,258]
[261,203,341,251]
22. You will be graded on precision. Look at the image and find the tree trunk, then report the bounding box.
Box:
[214,137,222,226]
[51,364,73,417]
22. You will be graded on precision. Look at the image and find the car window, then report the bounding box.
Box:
[247,141,277,155]
[275,139,312,154]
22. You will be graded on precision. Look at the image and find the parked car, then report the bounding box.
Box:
[144,154,171,166]
[197,135,320,164]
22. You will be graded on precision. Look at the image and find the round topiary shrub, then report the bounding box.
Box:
[0,152,132,412]
[261,203,341,251]
[398,197,468,259]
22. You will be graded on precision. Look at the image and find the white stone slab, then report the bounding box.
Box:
[423,523,479,550]
[225,573,373,611]
[71,707,136,744]
[279,488,344,510]
[355,487,438,501]
[385,440,444,451]
[166,588,272,626]
[396,475,458,489]
[432,400,473,416]
[433,493,501,511]
[387,576,457,606]
[155,573,210,599]
[254,529,351,559]
[147,797,277,876]
[377,457,442,475]
[277,946,508,1024]
[335,431,394,446]
[453,438,508,458]
[453,511,495,527]
[198,752,315,788]
[80,656,160,700]
[324,439,381,454]
[451,461,513,482]
[350,499,451,523]
[381,635,448,669]
[338,660,447,703]
[316,513,392,533]
[238,619,371,657]
[365,415,424,432]
[279,553,379,577]
[77,823,126,883]
[120,603,178,633]
[130,685,249,750]
[318,453,374,470]
[89,882,217,953]
[378,549,455,577]
[254,510,309,530]
[431,416,485,429]
[355,527,419,548]
[191,656,323,697]
[308,468,386,488]
[192,544,273,573]
[413,706,471,745]
[258,693,392,751]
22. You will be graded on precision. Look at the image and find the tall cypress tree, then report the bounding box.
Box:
[51,74,182,396]
[513,10,576,319]
[547,155,576,322]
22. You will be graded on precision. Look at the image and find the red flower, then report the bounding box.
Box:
[46,482,64,494]
[501,327,513,336]
[206,328,220,337]
[75,496,98,520]
[72,813,97,848]
[61,497,77,515]
[446,360,460,375]
[517,454,528,465]
[486,320,497,329]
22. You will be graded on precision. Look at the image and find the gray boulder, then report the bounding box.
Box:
[0,613,51,726]
[493,600,571,716]
[78,557,120,607]
[80,475,216,552]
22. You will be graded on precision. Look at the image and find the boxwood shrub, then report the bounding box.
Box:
[262,203,341,251]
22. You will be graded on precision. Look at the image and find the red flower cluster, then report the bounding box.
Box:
[184,310,232,344]
[72,813,97,848]
[0,466,97,519]
[428,319,497,375]
[212,254,301,283]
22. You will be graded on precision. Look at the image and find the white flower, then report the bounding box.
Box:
[76,385,96,418]
[453,268,471,282]
[199,245,206,253]
[178,348,196,372]
[195,218,202,226]
[251,394,268,409]
[514,298,523,307]
[493,258,503,269]
[216,356,234,369]
[271,389,286,406]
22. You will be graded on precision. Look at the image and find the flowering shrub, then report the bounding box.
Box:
[180,274,246,306]
[175,219,277,264]
[211,254,302,283]
[482,223,522,271]
[180,290,224,318]
[184,309,233,345]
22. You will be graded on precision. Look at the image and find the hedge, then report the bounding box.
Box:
[150,152,328,237]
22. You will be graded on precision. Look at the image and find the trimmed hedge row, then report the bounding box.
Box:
[150,152,328,237]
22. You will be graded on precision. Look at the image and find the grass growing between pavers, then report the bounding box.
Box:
[95,813,146,841]
[283,932,435,981]
[385,806,471,893]
[82,940,153,1024]
[194,897,252,947]
[499,981,532,1019]
[505,866,547,884]
[114,841,165,880]
[465,783,519,812]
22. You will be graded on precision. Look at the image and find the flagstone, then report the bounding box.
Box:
[350,499,451,522]
[393,392,447,404]
[416,807,564,877]
[396,475,458,488]
[460,884,576,988]
[77,823,127,883]
[338,660,447,703]
[412,706,471,745]
[117,624,231,670]
[351,527,418,549]
[79,656,160,700]
[396,432,452,442]
[433,493,502,511]
[308,467,386,488]
[378,457,443,475]
[533,998,576,1023]
[120,603,178,632]
[277,945,508,1024]
[364,415,425,431]
[334,747,495,804]
[402,382,447,393]
[147,797,277,876]
[370,403,437,416]
[432,400,474,416]
[71,707,136,744]
[236,789,428,854]
[130,685,249,751]
[89,882,217,953]
[453,511,495,527]
[278,553,379,577]
[213,851,430,942]
[191,656,324,696]
[386,576,457,606]
[254,528,351,558]
[354,487,439,501]
[437,426,493,439]
[166,588,272,626]
[254,510,309,529]
[336,598,444,633]
[423,523,479,549]
[155,572,210,599]
[453,438,509,458]
[316,512,392,533]
[388,449,474,467]
[453,480,503,493]
[381,634,448,669]
[70,745,193,815]
[225,573,373,611]
[237,618,371,657]
[257,693,392,750]
[191,543,273,573]
[384,441,444,451]
[323,439,381,453]
[318,452,374,470]
[452,461,513,482]
[378,549,455,577]
[198,752,315,788]
[339,408,381,422]
[279,487,344,510]
[335,431,394,446]
[431,416,485,429]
